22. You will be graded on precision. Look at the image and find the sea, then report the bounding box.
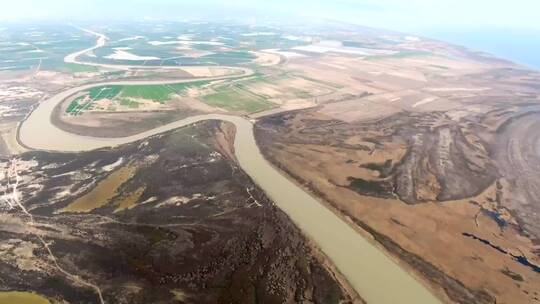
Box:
[423,28,540,70]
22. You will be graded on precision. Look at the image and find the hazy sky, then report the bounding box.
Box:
[1,0,539,32]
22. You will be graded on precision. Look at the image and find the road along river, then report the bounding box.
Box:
[18,77,442,304]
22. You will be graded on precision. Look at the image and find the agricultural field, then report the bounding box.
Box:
[55,62,100,73]
[64,71,339,116]
[77,21,314,67]
[240,73,338,100]
[65,81,211,115]
[189,75,276,113]
[201,88,274,113]
[0,24,96,71]
[0,20,431,74]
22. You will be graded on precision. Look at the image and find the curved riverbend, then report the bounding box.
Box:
[64,28,107,66]
[19,28,442,304]
[65,28,249,73]
[19,79,442,304]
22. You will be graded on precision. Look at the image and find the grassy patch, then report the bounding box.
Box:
[61,165,137,213]
[367,50,432,60]
[119,98,140,108]
[120,81,210,103]
[65,95,96,115]
[297,75,343,89]
[65,81,211,114]
[65,96,83,114]
[347,177,394,198]
[88,86,122,100]
[121,85,172,102]
[164,126,210,155]
[294,90,312,99]
[0,291,51,304]
[501,267,524,282]
[57,63,99,73]
[202,88,274,113]
[360,159,394,178]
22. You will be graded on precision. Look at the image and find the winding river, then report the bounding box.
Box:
[16,29,442,304]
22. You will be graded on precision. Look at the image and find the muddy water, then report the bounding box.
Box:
[0,291,50,304]
[19,83,442,303]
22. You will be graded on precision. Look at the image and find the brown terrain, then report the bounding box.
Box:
[2,21,540,304]
[0,121,356,303]
[254,40,540,304]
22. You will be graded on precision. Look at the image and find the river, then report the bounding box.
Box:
[16,30,442,304]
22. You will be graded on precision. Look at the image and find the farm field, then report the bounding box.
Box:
[202,89,274,113]
[199,77,279,113]
[0,24,97,71]
[56,62,100,73]
[65,81,211,115]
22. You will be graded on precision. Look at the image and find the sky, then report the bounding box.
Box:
[0,0,539,32]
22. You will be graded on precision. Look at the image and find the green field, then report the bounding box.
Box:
[65,95,94,115]
[57,63,100,73]
[88,86,123,100]
[65,81,210,115]
[65,97,83,114]
[367,50,432,60]
[120,82,209,102]
[65,79,274,115]
[202,87,274,113]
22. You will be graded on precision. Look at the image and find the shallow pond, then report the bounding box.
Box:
[0,291,50,304]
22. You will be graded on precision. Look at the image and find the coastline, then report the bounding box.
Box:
[423,28,540,70]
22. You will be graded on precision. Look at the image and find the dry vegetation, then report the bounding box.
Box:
[255,44,540,304]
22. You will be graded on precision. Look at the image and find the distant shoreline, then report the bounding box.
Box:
[424,28,540,70]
